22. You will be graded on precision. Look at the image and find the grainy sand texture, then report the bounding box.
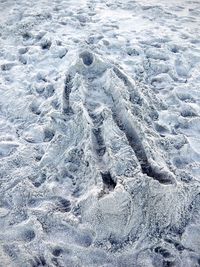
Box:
[0,0,200,266]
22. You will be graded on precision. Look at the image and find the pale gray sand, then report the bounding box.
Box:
[0,0,200,266]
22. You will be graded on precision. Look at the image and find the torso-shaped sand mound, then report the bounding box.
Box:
[50,50,198,256]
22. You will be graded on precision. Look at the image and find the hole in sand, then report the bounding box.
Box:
[101,171,116,190]
[79,51,94,66]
